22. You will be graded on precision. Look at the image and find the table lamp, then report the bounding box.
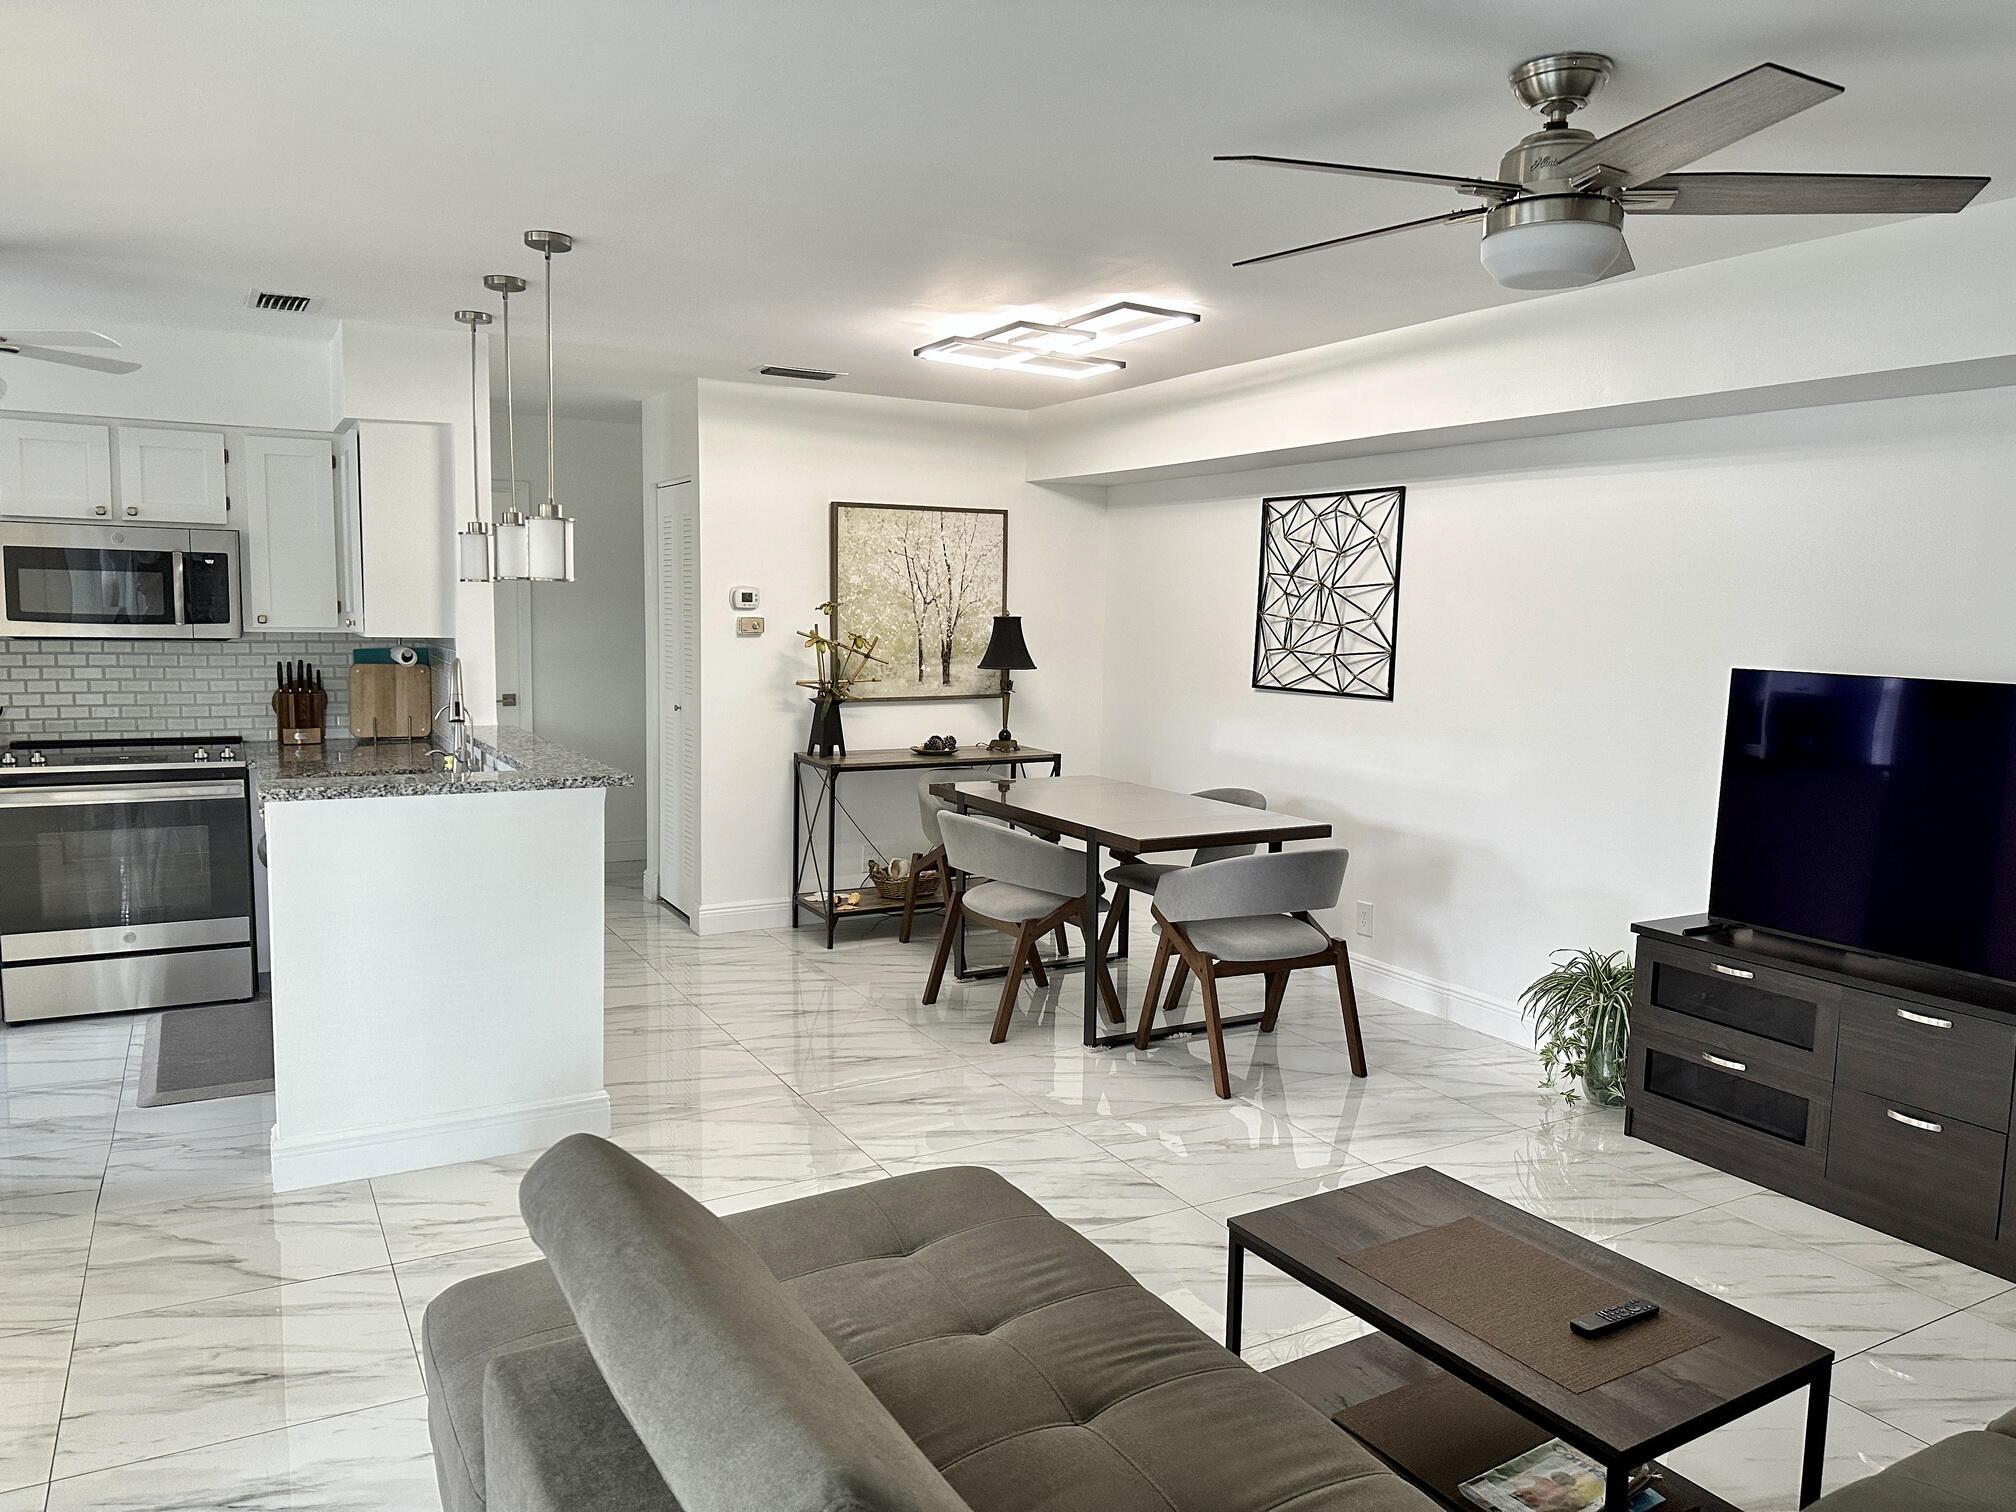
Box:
[978,615,1035,754]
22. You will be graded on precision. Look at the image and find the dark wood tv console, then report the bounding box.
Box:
[1628,915,2016,1283]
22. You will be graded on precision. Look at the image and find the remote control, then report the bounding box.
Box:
[1570,1299,1660,1338]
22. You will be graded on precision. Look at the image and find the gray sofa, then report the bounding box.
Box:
[1809,1408,2016,1511]
[423,1132,1428,1512]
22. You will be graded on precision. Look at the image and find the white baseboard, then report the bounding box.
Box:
[1350,951,1532,1049]
[269,1090,612,1192]
[693,897,796,935]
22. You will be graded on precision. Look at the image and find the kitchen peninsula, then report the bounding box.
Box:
[256,727,631,1190]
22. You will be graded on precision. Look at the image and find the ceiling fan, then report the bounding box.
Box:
[0,331,141,396]
[1221,54,1991,290]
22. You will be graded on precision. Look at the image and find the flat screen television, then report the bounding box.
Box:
[1710,669,2016,983]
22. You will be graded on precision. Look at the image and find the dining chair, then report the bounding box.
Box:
[1132,848,1366,1098]
[1098,786,1268,960]
[923,812,1124,1042]
[897,778,955,944]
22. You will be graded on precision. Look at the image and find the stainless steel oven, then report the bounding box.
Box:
[0,520,240,639]
[0,742,255,1022]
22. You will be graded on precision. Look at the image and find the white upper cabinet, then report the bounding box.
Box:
[0,417,114,519]
[339,420,452,639]
[115,426,229,523]
[239,433,339,631]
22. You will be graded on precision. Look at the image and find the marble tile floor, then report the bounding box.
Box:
[1,879,2014,1509]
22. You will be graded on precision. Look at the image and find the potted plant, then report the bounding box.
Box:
[1519,947,1635,1107]
[794,601,886,758]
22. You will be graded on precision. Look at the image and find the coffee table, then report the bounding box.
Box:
[1227,1168,1834,1512]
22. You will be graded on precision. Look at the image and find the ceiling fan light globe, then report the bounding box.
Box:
[1479,218,1627,289]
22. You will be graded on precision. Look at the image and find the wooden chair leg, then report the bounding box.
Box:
[1133,934,1172,1049]
[991,923,1038,1043]
[1053,926,1070,956]
[1197,962,1232,1099]
[1260,971,1289,1033]
[1333,940,1367,1077]
[1161,957,1191,1021]
[1029,946,1050,990]
[897,850,925,944]
[922,890,963,1005]
[1096,957,1125,1025]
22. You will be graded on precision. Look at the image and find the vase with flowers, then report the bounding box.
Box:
[795,601,886,758]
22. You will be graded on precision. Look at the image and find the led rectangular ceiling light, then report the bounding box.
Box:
[1058,301,1201,349]
[913,335,1034,368]
[1006,350,1126,379]
[977,320,1096,353]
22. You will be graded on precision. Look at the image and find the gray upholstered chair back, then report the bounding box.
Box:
[940,811,1086,901]
[1155,847,1349,924]
[1191,786,1268,866]
[917,777,955,849]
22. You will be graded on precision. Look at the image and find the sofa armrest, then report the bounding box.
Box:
[483,1333,684,1512]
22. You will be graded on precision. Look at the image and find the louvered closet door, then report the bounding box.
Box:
[655,481,701,916]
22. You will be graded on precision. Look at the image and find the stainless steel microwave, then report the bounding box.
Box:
[0,520,241,639]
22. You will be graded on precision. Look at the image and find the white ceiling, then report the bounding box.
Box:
[8,0,2012,416]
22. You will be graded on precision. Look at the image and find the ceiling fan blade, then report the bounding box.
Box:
[1632,171,1990,215]
[1217,155,1518,197]
[1232,206,1487,267]
[1557,63,1843,189]
[12,346,141,374]
[0,329,121,348]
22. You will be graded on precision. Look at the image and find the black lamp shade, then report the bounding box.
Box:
[977,614,1036,672]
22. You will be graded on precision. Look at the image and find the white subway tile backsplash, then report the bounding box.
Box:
[0,635,455,743]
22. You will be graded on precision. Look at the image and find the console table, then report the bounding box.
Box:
[790,746,1060,950]
[1628,914,2016,1284]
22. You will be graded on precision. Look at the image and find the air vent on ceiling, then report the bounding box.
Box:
[247,291,318,313]
[758,365,843,381]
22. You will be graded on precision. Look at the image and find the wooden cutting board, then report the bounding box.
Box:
[348,663,433,740]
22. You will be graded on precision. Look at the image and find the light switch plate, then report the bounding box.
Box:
[736,616,765,636]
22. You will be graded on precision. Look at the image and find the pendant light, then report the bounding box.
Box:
[453,308,494,582]
[485,272,531,580]
[523,229,576,582]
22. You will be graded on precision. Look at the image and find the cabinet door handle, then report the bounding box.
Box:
[125,506,139,516]
[93,504,108,515]
[1895,1008,1952,1030]
[255,614,269,625]
[1712,964,1754,980]
[1702,1052,1747,1072]
[1885,1109,1943,1134]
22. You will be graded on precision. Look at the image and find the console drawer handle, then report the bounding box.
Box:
[1712,964,1754,980]
[1702,1052,1747,1072]
[1895,1008,1952,1030]
[1885,1109,1943,1134]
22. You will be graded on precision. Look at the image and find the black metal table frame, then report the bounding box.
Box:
[1223,1230,1833,1511]
[944,787,1292,1049]
[790,749,1063,953]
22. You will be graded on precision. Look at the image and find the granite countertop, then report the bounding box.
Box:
[249,726,634,802]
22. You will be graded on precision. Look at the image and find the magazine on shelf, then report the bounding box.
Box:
[1457,1441,1664,1512]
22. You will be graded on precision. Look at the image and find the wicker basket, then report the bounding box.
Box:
[867,859,940,903]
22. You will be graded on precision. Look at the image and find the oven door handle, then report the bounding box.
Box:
[0,781,245,807]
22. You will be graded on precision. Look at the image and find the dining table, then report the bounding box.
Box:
[931,774,1333,1047]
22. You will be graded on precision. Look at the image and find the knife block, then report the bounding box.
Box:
[272,688,328,746]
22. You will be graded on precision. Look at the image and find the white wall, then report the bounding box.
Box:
[687,379,1106,931]
[1101,386,2016,1040]
[508,412,648,854]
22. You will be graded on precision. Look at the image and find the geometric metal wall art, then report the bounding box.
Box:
[1251,487,1406,700]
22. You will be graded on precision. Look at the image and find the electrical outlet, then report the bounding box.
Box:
[1355,901,1375,936]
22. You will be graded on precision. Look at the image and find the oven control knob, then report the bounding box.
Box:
[220,746,238,761]
[0,752,14,766]
[192,748,210,762]
[28,752,46,766]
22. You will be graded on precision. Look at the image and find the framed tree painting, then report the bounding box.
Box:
[1252,487,1405,700]
[830,502,1008,701]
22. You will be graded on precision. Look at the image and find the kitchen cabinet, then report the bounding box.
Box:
[115,426,229,524]
[337,420,453,639]
[0,417,114,519]
[239,433,340,631]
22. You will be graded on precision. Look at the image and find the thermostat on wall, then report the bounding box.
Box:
[729,586,760,611]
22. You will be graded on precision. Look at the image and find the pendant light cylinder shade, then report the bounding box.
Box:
[457,521,495,583]
[526,511,574,582]
[495,513,530,580]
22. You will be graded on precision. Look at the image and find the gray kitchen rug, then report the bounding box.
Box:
[137,997,275,1106]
